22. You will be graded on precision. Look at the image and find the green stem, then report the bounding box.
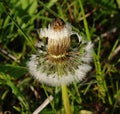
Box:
[62,85,71,114]
[58,64,71,114]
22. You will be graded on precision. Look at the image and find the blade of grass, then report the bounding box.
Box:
[79,0,91,41]
[41,84,56,114]
[6,12,35,51]
[1,1,36,52]
[38,1,59,18]
[0,73,29,111]
[79,0,106,102]
[108,39,119,61]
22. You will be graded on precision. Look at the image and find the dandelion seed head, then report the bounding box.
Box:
[39,18,72,40]
[27,18,93,86]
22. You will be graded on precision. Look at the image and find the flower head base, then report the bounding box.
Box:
[27,18,93,86]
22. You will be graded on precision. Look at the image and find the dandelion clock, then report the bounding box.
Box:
[27,18,93,114]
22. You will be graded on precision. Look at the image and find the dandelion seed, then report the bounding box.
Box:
[27,18,93,86]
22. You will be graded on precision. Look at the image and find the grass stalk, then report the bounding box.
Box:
[79,0,91,41]
[42,84,56,114]
[79,0,106,102]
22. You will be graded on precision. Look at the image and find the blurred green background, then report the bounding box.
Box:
[0,0,120,114]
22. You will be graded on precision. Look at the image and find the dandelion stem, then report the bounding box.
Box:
[57,64,71,114]
[62,85,71,114]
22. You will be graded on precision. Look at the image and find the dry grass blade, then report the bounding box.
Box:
[33,95,54,114]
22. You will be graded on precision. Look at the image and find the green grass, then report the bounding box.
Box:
[0,0,120,114]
